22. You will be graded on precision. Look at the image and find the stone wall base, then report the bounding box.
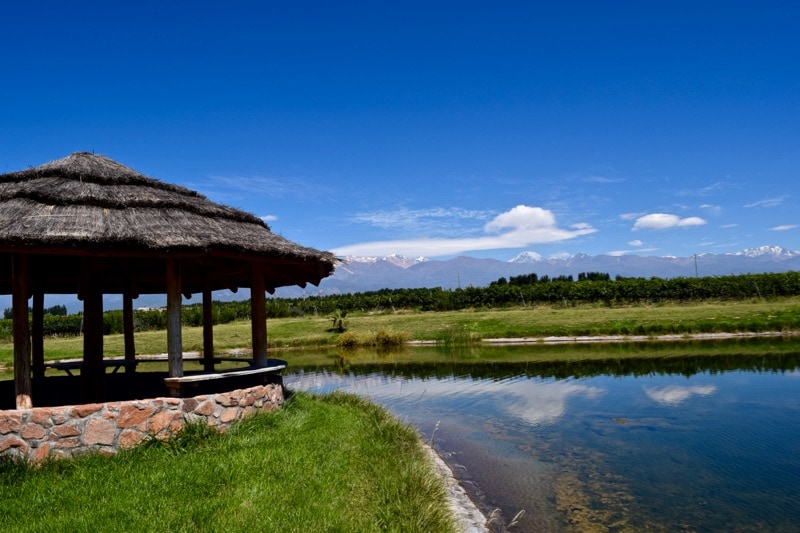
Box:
[0,382,283,462]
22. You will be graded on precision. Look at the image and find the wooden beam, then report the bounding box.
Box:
[123,290,136,374]
[31,292,45,380]
[251,268,268,367]
[82,281,105,403]
[166,258,184,379]
[11,254,32,409]
[202,283,215,372]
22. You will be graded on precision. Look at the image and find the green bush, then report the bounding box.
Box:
[335,331,363,348]
[374,328,410,347]
[42,315,83,336]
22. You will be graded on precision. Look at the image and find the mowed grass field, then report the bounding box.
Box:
[1,297,799,371]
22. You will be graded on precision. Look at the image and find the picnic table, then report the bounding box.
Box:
[45,359,139,376]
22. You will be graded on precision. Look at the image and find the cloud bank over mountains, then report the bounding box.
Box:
[332,205,597,258]
[330,203,755,260]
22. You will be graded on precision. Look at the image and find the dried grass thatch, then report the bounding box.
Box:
[0,152,336,293]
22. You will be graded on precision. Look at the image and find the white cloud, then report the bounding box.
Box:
[770,224,798,231]
[333,205,597,257]
[744,196,788,208]
[619,212,643,221]
[608,245,657,257]
[628,239,643,246]
[571,222,594,230]
[699,203,722,215]
[632,213,707,231]
[644,385,717,406]
[720,223,738,228]
[584,175,623,184]
[676,181,733,197]
[260,214,278,222]
[350,207,492,232]
[484,205,556,233]
[193,174,332,202]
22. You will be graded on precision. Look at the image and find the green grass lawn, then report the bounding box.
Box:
[0,392,456,533]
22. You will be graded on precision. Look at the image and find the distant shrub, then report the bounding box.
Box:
[335,329,409,348]
[374,328,409,347]
[435,324,480,346]
[43,315,83,336]
[335,331,363,348]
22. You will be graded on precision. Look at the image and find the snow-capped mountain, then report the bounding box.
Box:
[509,251,543,263]
[341,254,430,268]
[273,245,800,297]
[734,246,799,258]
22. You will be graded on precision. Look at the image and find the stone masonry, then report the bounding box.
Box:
[0,383,283,462]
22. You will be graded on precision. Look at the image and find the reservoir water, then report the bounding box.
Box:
[284,340,800,532]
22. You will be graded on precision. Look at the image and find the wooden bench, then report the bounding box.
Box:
[164,361,287,396]
[45,359,139,377]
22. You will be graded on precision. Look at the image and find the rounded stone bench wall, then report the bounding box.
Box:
[0,382,283,462]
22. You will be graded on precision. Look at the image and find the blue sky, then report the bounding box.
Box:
[2,1,798,261]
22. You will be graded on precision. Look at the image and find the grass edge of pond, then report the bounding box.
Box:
[0,391,461,532]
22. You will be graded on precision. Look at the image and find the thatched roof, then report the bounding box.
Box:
[0,152,336,294]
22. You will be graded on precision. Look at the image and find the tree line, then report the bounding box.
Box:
[0,299,303,339]
[0,270,798,339]
[279,271,800,315]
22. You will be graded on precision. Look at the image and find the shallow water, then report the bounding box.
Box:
[284,343,800,532]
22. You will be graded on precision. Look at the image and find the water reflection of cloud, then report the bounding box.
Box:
[644,385,717,406]
[502,380,605,426]
[286,370,398,395]
[285,372,605,427]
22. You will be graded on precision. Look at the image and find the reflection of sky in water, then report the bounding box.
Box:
[286,364,800,531]
[288,371,604,427]
[643,384,717,406]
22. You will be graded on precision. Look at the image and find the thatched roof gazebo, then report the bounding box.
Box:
[0,152,336,409]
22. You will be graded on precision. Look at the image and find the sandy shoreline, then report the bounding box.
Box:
[485,330,798,344]
[408,330,798,348]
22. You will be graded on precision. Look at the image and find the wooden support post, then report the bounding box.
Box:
[166,259,184,379]
[12,254,32,409]
[251,268,268,367]
[32,292,45,380]
[82,282,105,403]
[202,283,215,372]
[123,290,136,374]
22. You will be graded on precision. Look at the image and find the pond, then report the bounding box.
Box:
[283,338,800,532]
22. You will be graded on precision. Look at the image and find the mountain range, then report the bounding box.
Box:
[10,246,797,312]
[273,245,800,297]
